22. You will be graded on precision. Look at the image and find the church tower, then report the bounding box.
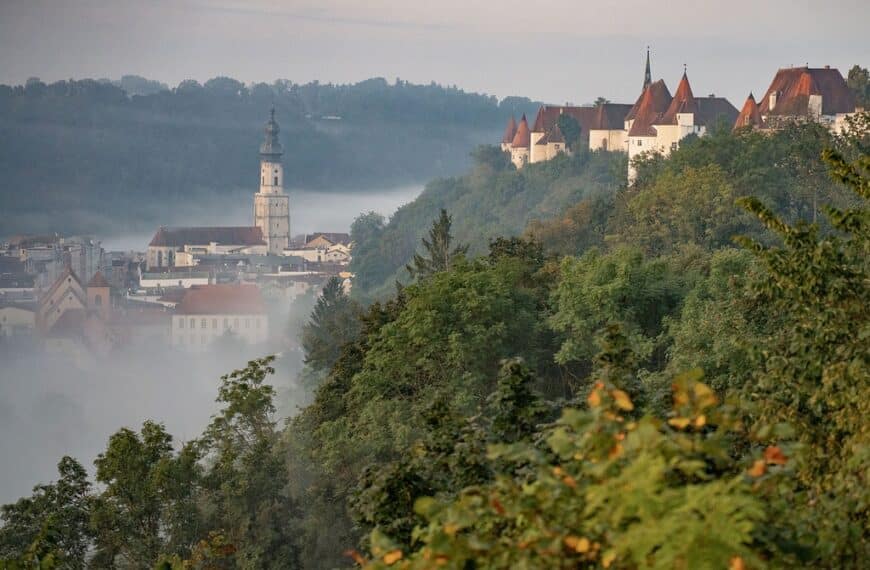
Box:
[254,108,290,255]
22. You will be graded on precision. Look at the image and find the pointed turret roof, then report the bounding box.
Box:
[501,116,518,144]
[511,114,531,148]
[661,71,698,124]
[628,82,673,137]
[87,271,110,288]
[734,93,764,130]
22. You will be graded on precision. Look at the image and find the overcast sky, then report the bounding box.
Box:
[1,0,868,106]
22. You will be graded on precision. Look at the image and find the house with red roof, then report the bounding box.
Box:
[170,284,268,350]
[755,66,858,132]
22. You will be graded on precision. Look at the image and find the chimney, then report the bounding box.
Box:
[824,65,830,69]
[769,91,777,111]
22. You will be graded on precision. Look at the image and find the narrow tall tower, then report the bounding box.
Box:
[254,108,290,255]
[643,47,652,89]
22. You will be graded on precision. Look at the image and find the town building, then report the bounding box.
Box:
[285,232,353,265]
[147,226,268,269]
[0,303,35,340]
[170,283,268,350]
[254,108,291,255]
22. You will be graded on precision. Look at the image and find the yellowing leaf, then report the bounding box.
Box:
[729,556,746,570]
[608,443,624,459]
[668,417,691,429]
[443,523,459,537]
[435,555,449,566]
[748,459,766,477]
[693,382,718,408]
[564,536,590,553]
[611,389,634,411]
[383,549,403,565]
[764,445,788,465]
[562,475,577,488]
[602,550,617,568]
[694,415,707,428]
[587,390,601,408]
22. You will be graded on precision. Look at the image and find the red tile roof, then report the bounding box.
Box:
[511,114,531,148]
[87,271,110,288]
[628,81,673,137]
[175,284,266,315]
[734,93,764,130]
[758,67,856,116]
[149,226,266,247]
[661,72,698,124]
[501,116,518,144]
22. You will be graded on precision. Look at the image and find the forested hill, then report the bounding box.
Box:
[0,76,541,235]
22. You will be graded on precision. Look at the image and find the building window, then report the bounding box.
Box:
[212,318,218,329]
[223,318,229,328]
[201,318,207,329]
[274,176,278,185]
[190,318,195,329]
[94,294,102,306]
[245,318,251,328]
[234,317,239,328]
[255,318,261,329]
[637,140,642,146]
[179,318,184,329]
[671,142,678,151]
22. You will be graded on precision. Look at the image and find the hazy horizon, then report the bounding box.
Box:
[2,0,868,108]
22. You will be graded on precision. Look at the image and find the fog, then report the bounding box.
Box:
[0,185,422,504]
[99,186,424,250]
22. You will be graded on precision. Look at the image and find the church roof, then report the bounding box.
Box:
[175,284,266,315]
[149,227,266,247]
[501,116,518,144]
[661,72,698,124]
[39,266,84,307]
[511,114,531,148]
[734,93,765,130]
[758,66,855,116]
[87,271,110,288]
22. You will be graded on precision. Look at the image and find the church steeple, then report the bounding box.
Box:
[259,107,283,159]
[643,47,652,89]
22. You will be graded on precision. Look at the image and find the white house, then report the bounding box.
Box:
[171,283,268,351]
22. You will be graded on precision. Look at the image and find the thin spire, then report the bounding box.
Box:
[643,46,652,89]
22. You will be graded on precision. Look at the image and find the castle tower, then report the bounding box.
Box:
[254,108,290,255]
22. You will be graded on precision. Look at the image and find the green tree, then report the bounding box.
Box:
[735,149,870,565]
[846,64,870,108]
[301,276,361,373]
[557,114,582,151]
[406,209,468,280]
[90,422,201,568]
[199,356,301,569]
[0,457,92,569]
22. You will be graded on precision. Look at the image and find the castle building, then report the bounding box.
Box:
[254,108,291,255]
[147,226,267,269]
[734,66,859,133]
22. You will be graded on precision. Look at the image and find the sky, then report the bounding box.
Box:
[1,0,868,106]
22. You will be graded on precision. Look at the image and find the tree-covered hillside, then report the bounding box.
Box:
[0,76,540,236]
[2,115,868,569]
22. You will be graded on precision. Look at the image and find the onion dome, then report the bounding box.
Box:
[259,107,283,158]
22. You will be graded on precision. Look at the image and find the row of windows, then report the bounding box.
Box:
[177,317,261,330]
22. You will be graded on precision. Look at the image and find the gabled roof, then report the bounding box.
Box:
[511,114,531,148]
[530,105,604,144]
[734,93,764,130]
[149,227,266,247]
[758,66,856,116]
[626,79,671,122]
[501,116,518,144]
[628,81,673,137]
[87,271,110,288]
[588,103,634,130]
[39,266,84,307]
[661,72,698,124]
[304,232,351,247]
[175,284,266,315]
